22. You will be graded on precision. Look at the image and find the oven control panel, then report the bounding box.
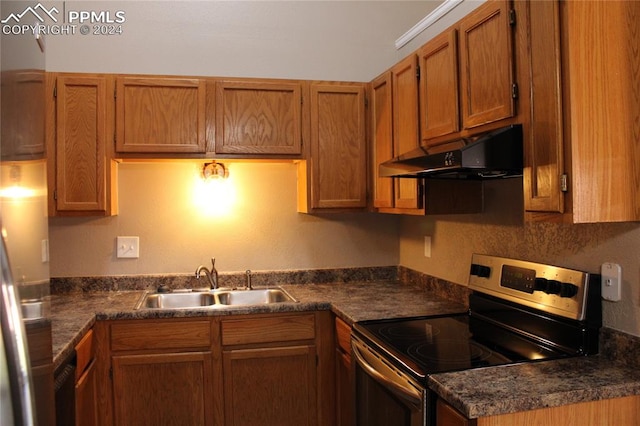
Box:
[468,254,598,321]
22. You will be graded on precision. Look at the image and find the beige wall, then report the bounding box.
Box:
[43,1,484,81]
[49,162,399,276]
[398,179,640,337]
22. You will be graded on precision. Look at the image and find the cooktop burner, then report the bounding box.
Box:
[353,312,571,380]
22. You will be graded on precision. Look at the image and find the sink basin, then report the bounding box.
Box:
[214,288,296,306]
[135,287,297,309]
[137,292,216,309]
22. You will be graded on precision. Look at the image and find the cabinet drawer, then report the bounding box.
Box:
[75,329,95,381]
[221,314,316,346]
[110,320,211,352]
[335,317,351,354]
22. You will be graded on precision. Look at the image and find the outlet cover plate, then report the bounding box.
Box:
[601,262,621,302]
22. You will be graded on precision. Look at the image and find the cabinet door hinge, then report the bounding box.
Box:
[114,86,117,99]
[53,84,57,98]
[512,83,519,99]
[109,367,113,380]
[509,9,516,26]
[416,65,421,81]
[560,174,568,192]
[364,96,369,108]
[53,190,57,201]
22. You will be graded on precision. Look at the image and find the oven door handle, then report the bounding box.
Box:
[351,338,423,408]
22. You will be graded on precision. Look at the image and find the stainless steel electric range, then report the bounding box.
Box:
[351,254,602,426]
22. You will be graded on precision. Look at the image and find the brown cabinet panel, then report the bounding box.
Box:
[222,345,317,426]
[112,351,214,426]
[522,0,640,222]
[302,82,367,211]
[1,70,46,159]
[334,317,353,426]
[371,72,394,209]
[110,319,212,351]
[116,76,206,153]
[419,29,460,142]
[54,75,112,214]
[391,55,423,210]
[75,359,98,426]
[520,0,564,215]
[221,313,315,346]
[459,0,515,129]
[215,80,303,155]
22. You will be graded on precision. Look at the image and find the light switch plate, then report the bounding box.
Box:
[117,236,139,258]
[601,262,621,302]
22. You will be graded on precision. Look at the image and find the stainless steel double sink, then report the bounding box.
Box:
[135,287,297,310]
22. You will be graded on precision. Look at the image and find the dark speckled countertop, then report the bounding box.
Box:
[49,274,640,420]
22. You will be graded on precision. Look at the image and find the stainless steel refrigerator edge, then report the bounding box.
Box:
[1,1,55,424]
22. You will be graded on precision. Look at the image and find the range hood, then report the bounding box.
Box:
[379,124,523,179]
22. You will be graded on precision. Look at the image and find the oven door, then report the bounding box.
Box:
[351,335,427,426]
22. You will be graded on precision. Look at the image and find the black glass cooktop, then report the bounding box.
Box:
[353,313,568,380]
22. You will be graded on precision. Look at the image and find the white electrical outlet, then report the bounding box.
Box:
[117,236,140,258]
[601,262,621,302]
[424,236,432,258]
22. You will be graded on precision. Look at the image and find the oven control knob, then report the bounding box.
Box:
[534,277,548,292]
[560,283,579,298]
[545,280,562,294]
[534,278,562,294]
[470,264,491,278]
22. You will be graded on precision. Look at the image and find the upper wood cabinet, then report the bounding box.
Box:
[298,82,367,212]
[522,0,640,223]
[1,70,46,160]
[419,29,460,142]
[115,76,206,153]
[371,72,394,210]
[391,55,424,212]
[458,0,515,130]
[215,80,303,156]
[49,73,117,216]
[370,58,424,214]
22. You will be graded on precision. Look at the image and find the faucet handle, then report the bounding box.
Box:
[211,257,216,270]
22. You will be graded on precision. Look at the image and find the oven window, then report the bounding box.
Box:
[355,363,425,426]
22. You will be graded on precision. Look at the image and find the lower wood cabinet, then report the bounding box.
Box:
[112,351,214,425]
[334,317,353,426]
[437,395,640,426]
[75,329,98,426]
[222,345,317,426]
[94,312,334,426]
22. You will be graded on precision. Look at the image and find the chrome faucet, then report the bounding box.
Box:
[195,258,218,289]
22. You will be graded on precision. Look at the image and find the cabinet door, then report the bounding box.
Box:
[520,0,565,215]
[1,70,46,159]
[215,80,303,155]
[112,351,214,426]
[391,55,423,210]
[459,0,515,129]
[371,72,394,209]
[75,360,98,426]
[437,398,471,426]
[335,317,353,426]
[307,83,367,210]
[55,75,110,214]
[419,29,460,142]
[116,76,206,153]
[222,345,317,426]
